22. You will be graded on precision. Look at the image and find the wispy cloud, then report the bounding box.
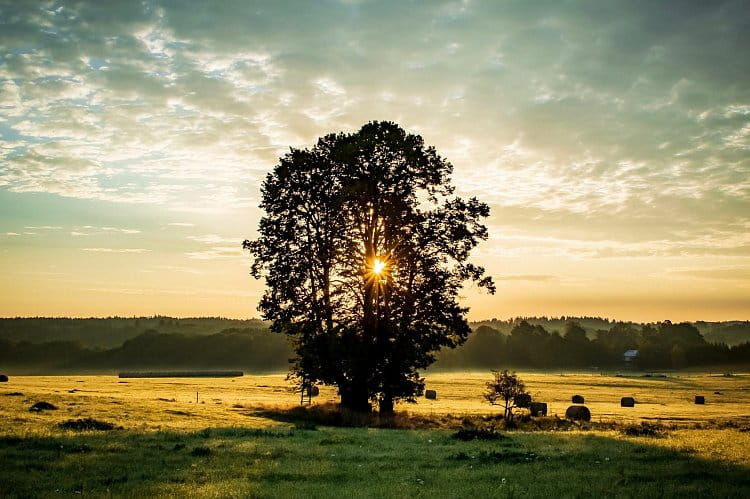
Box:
[71,226,141,236]
[81,248,149,254]
[495,274,557,282]
[184,246,241,260]
[187,234,238,245]
[669,267,750,281]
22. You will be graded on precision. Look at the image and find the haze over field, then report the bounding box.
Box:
[1,1,749,321]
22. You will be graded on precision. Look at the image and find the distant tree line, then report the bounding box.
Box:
[1,317,749,374]
[0,327,291,375]
[0,317,268,348]
[434,320,750,370]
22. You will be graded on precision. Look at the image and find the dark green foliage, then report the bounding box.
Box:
[246,121,494,412]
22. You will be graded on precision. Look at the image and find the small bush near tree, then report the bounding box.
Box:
[483,370,529,421]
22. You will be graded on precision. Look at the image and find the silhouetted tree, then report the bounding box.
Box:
[245,121,494,413]
[484,370,528,421]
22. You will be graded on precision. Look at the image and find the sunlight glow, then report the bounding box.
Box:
[373,258,386,276]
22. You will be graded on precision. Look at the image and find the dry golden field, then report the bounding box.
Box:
[2,371,750,434]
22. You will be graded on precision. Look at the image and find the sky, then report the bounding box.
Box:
[0,0,748,322]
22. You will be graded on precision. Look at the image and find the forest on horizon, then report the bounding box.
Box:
[1,316,749,375]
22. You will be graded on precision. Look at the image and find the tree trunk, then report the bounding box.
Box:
[340,382,372,413]
[379,394,394,415]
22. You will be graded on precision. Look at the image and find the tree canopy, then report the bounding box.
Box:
[245,121,495,413]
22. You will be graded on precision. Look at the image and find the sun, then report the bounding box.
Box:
[373,258,386,276]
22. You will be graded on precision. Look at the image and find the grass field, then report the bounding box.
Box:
[2,371,750,497]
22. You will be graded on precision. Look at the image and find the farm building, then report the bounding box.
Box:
[623,349,639,363]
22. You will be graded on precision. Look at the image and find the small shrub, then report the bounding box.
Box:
[190,446,212,457]
[294,420,318,430]
[622,423,667,437]
[58,418,118,431]
[449,449,538,464]
[29,401,57,412]
[484,370,529,422]
[452,428,506,441]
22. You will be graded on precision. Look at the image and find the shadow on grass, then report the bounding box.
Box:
[246,403,725,436]
[249,402,463,429]
[1,425,749,498]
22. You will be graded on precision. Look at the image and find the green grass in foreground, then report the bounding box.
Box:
[1,425,749,498]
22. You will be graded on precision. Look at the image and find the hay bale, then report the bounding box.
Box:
[425,389,437,400]
[694,395,705,405]
[529,401,547,417]
[514,393,532,408]
[0,374,8,382]
[29,401,58,412]
[621,397,635,407]
[565,405,591,421]
[309,386,320,397]
[571,394,584,404]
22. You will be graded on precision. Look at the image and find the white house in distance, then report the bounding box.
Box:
[623,349,639,363]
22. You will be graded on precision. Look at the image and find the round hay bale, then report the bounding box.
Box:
[621,397,635,407]
[514,393,532,408]
[0,374,8,382]
[424,389,437,400]
[29,401,58,412]
[565,405,591,422]
[694,395,705,405]
[309,386,320,397]
[571,394,584,404]
[529,401,547,417]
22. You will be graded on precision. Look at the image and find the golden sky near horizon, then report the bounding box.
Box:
[0,1,748,322]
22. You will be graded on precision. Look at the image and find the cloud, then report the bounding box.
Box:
[185,245,242,260]
[0,0,749,318]
[1,0,747,226]
[187,234,238,245]
[81,248,149,253]
[70,226,141,236]
[669,267,750,281]
[495,274,557,282]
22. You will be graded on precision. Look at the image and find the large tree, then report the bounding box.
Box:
[245,121,494,413]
